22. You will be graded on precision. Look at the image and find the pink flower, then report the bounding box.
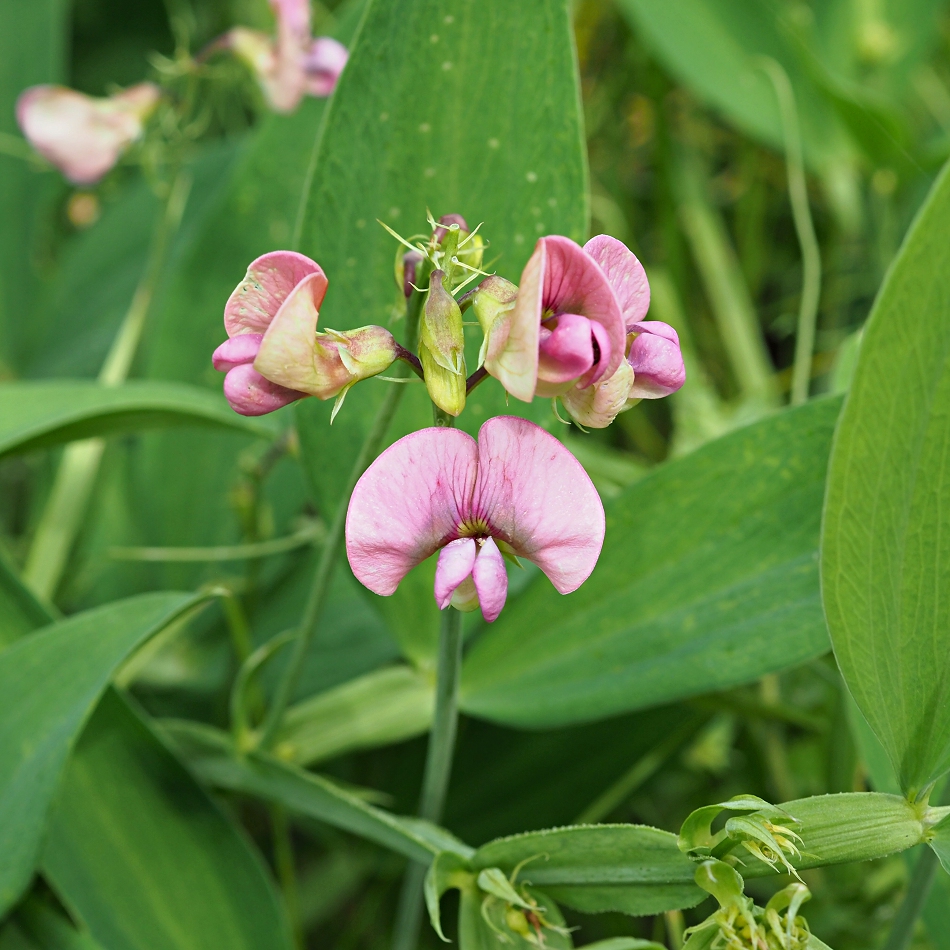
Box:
[213,250,397,416]
[345,417,605,622]
[228,0,346,112]
[479,234,684,428]
[15,83,160,185]
[303,37,348,97]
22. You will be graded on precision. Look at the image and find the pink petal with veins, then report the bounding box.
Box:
[472,416,604,593]
[212,333,262,372]
[435,538,477,609]
[627,321,686,399]
[472,537,508,622]
[584,234,651,328]
[224,250,325,337]
[346,428,478,596]
[222,362,302,415]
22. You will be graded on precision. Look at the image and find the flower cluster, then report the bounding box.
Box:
[210,212,683,621]
[15,0,347,184]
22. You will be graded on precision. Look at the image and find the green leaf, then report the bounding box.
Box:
[163,718,472,863]
[821,159,950,796]
[273,664,434,765]
[0,381,278,460]
[0,591,204,915]
[578,942,665,950]
[10,896,105,950]
[0,546,55,647]
[471,825,703,916]
[931,814,950,876]
[462,397,840,728]
[0,0,67,375]
[425,851,473,941]
[42,690,294,950]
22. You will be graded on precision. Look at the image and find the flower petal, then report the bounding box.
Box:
[484,241,542,402]
[434,538,477,609]
[222,362,302,416]
[212,333,262,372]
[471,416,605,593]
[16,83,158,185]
[254,272,350,398]
[584,234,650,328]
[472,537,508,622]
[224,251,325,337]
[304,37,349,97]
[627,321,686,399]
[537,312,595,386]
[562,359,634,429]
[346,428,478,596]
[538,235,626,386]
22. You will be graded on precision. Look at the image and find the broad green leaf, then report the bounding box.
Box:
[0,591,203,915]
[163,718,472,863]
[930,815,950,880]
[471,826,703,916]
[294,0,587,662]
[0,381,278,460]
[462,397,840,728]
[821,159,950,796]
[9,896,104,950]
[0,0,66,375]
[579,942,665,950]
[42,690,294,950]
[273,664,433,765]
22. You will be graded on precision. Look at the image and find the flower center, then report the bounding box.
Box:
[457,518,490,539]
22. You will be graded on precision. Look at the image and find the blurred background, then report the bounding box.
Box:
[2,0,950,946]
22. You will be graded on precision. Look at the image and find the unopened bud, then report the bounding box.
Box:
[325,325,398,382]
[434,213,469,244]
[472,276,518,366]
[395,249,425,298]
[421,270,465,376]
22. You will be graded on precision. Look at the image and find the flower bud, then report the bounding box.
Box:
[303,36,348,97]
[325,325,399,382]
[395,249,424,298]
[471,276,518,366]
[421,270,465,376]
[434,213,469,244]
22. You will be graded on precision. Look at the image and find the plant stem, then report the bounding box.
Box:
[255,378,407,748]
[23,171,192,600]
[271,804,302,948]
[759,57,821,407]
[392,607,464,950]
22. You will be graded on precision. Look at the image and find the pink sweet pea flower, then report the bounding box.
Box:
[561,235,685,428]
[345,416,605,622]
[16,83,160,185]
[482,235,627,403]
[213,250,397,416]
[303,37,348,97]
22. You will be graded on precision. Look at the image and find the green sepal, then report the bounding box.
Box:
[425,851,474,942]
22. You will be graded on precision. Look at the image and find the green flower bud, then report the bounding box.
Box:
[471,275,518,367]
[420,269,466,414]
[420,339,465,417]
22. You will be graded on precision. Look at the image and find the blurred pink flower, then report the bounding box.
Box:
[304,37,348,97]
[213,250,397,416]
[15,83,160,185]
[345,416,605,622]
[228,0,346,112]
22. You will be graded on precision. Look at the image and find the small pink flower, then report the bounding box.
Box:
[482,235,627,403]
[16,83,160,185]
[213,250,397,416]
[345,417,605,622]
[303,37,348,97]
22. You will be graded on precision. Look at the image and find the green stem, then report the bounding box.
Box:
[271,804,302,948]
[255,379,407,748]
[23,171,192,600]
[759,57,821,407]
[392,607,464,950]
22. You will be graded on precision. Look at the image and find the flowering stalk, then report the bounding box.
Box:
[23,169,191,599]
[255,271,427,749]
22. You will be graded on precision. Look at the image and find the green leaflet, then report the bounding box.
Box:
[821,158,950,796]
[0,546,55,647]
[470,825,703,917]
[462,397,840,728]
[294,0,588,664]
[42,691,294,950]
[0,591,203,915]
[163,718,472,864]
[0,381,278,460]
